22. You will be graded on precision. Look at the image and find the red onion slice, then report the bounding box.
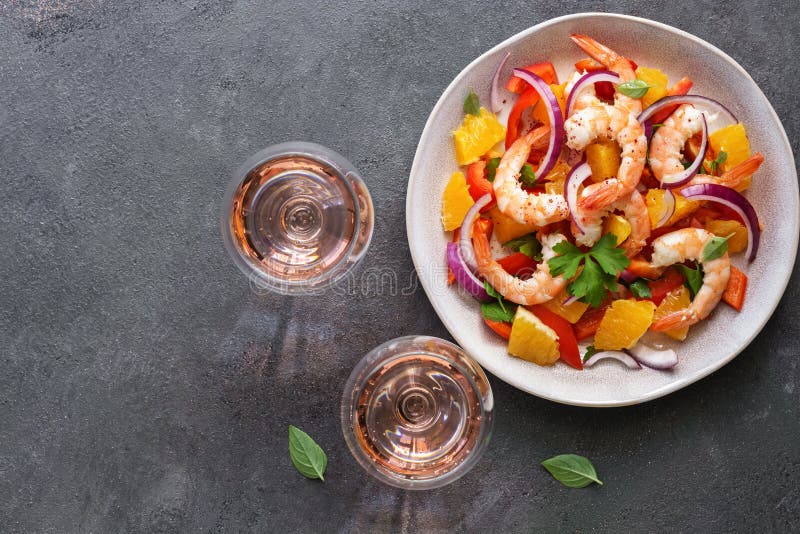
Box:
[627,344,678,370]
[565,70,619,118]
[512,68,564,181]
[680,184,761,261]
[619,269,638,284]
[638,94,737,125]
[563,295,579,306]
[656,188,676,227]
[584,351,641,369]
[490,52,511,113]
[659,114,708,189]
[565,161,593,234]
[446,242,491,301]
[458,194,493,272]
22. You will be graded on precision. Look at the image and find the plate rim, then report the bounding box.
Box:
[405,12,799,407]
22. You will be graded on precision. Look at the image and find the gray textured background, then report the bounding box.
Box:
[1,1,798,532]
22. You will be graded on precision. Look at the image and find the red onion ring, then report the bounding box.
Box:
[563,295,579,306]
[584,350,641,369]
[659,114,708,189]
[680,184,761,262]
[656,188,676,227]
[446,242,491,301]
[564,161,593,234]
[459,194,493,272]
[511,68,564,181]
[627,345,678,370]
[638,94,737,125]
[565,70,620,118]
[490,52,510,113]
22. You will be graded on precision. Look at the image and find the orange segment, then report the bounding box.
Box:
[453,108,506,165]
[542,290,590,324]
[544,159,571,195]
[487,206,538,243]
[507,307,560,365]
[603,214,632,246]
[441,172,475,231]
[585,138,621,183]
[635,66,668,108]
[705,219,748,254]
[709,123,753,191]
[645,189,699,228]
[652,286,692,340]
[594,299,656,350]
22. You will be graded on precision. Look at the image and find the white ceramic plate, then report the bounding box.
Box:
[406,13,799,407]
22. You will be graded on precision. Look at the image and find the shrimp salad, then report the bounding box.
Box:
[441,34,762,370]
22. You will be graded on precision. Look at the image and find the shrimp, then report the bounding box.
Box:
[648,105,705,183]
[570,34,641,115]
[572,190,650,257]
[493,127,570,226]
[649,228,731,331]
[473,230,567,305]
[565,105,647,210]
[684,152,764,190]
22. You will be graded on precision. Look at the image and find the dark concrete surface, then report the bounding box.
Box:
[0,1,798,532]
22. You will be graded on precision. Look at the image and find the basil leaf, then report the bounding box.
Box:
[504,234,542,260]
[481,301,515,323]
[629,278,652,299]
[583,345,598,362]
[541,454,603,488]
[484,280,507,313]
[676,264,703,299]
[288,425,327,481]
[702,234,732,262]
[616,79,651,99]
[519,163,537,187]
[486,157,501,182]
[464,90,481,116]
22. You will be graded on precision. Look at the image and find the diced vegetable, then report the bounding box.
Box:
[529,305,582,369]
[625,257,665,280]
[585,138,621,183]
[484,318,512,339]
[542,290,590,324]
[497,252,538,279]
[441,172,475,231]
[648,268,685,306]
[594,299,656,350]
[466,160,495,207]
[453,108,506,165]
[507,307,560,365]
[722,265,748,311]
[573,299,612,341]
[505,61,558,93]
[505,87,539,149]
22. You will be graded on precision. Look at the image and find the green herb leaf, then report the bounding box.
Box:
[548,234,630,308]
[629,278,652,299]
[504,233,542,260]
[481,301,515,323]
[709,150,728,175]
[519,164,537,187]
[464,90,481,116]
[583,345,599,362]
[484,280,508,313]
[486,157,501,182]
[541,454,603,488]
[676,264,703,299]
[617,79,651,99]
[682,160,693,170]
[702,234,732,262]
[288,425,327,481]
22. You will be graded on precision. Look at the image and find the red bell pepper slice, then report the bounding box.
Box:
[648,268,685,306]
[649,76,694,124]
[722,265,747,311]
[505,61,559,94]
[529,305,582,369]
[573,58,615,101]
[466,160,495,210]
[497,252,538,279]
[573,298,612,341]
[484,318,512,340]
[447,227,460,286]
[505,87,540,149]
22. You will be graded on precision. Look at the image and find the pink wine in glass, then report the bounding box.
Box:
[342,336,494,489]
[222,142,373,294]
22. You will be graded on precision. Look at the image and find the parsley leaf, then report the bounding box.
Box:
[629,278,652,299]
[676,263,703,299]
[702,234,732,262]
[548,234,630,307]
[519,164,537,187]
[486,157,501,182]
[583,345,599,362]
[481,301,515,323]
[464,90,481,116]
[617,79,651,99]
[503,233,542,260]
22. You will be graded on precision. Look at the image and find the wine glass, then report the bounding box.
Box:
[341,336,494,490]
